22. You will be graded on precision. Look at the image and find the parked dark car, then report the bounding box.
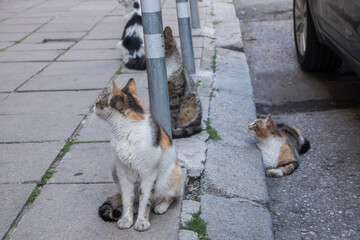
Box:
[293,0,360,76]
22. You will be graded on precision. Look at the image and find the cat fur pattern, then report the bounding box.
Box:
[95,79,183,231]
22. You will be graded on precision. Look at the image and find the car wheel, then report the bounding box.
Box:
[293,0,341,71]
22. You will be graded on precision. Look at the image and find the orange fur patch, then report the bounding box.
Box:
[278,144,297,166]
[124,109,145,121]
[159,128,172,152]
[108,193,122,208]
[168,162,182,189]
[292,126,303,137]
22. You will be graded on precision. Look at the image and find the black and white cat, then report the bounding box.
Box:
[118,0,146,70]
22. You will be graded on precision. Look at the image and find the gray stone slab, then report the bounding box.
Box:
[0,42,13,49]
[180,200,200,225]
[22,32,87,44]
[51,143,113,183]
[203,141,268,203]
[0,23,42,33]
[71,39,119,50]
[0,62,48,91]
[179,230,198,240]
[0,93,9,102]
[38,22,96,32]
[201,194,273,240]
[0,50,63,62]
[0,184,35,238]
[214,2,243,51]
[0,91,100,142]
[19,60,119,91]
[84,22,125,40]
[174,138,206,178]
[175,37,203,49]
[2,17,53,25]
[76,113,112,141]
[7,42,74,51]
[11,184,182,240]
[0,142,63,183]
[57,49,121,61]
[0,32,28,42]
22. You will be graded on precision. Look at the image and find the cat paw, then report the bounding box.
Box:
[153,202,170,215]
[117,218,133,229]
[266,169,284,178]
[134,218,151,232]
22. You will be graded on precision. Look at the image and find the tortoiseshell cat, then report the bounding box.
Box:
[164,26,202,138]
[96,79,183,231]
[248,114,310,177]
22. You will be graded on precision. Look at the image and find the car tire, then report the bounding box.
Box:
[293,0,341,71]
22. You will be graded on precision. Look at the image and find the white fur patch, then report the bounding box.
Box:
[257,136,284,168]
[268,169,283,177]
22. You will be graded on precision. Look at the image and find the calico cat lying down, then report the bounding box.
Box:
[96,79,183,231]
[248,114,310,177]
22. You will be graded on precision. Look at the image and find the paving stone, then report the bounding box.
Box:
[175,37,204,49]
[2,17,53,25]
[174,137,206,178]
[213,2,243,51]
[0,93,9,101]
[0,23,42,33]
[19,60,119,91]
[201,194,273,240]
[0,32,28,42]
[0,42,14,49]
[0,184,35,238]
[58,49,121,61]
[0,91,100,142]
[180,200,200,225]
[51,143,114,183]
[0,62,48,91]
[0,142,63,183]
[7,42,74,51]
[179,230,198,240]
[38,22,96,32]
[22,31,87,44]
[11,184,182,240]
[84,22,125,40]
[76,113,112,141]
[71,39,119,50]
[0,91,99,115]
[0,49,63,62]
[50,16,102,24]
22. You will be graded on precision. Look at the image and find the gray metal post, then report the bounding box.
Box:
[189,0,200,29]
[141,0,172,137]
[176,0,196,74]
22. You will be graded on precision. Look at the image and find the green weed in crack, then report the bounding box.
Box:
[182,211,211,240]
[204,119,221,141]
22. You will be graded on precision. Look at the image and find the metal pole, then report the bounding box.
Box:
[189,0,200,29]
[141,0,172,137]
[176,0,196,74]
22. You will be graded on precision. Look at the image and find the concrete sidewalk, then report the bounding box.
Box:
[0,0,273,239]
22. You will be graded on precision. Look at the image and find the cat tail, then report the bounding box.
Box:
[172,125,202,139]
[125,57,146,70]
[266,161,299,178]
[277,123,310,155]
[98,193,122,222]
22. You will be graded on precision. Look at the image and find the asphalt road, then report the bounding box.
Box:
[235,0,360,239]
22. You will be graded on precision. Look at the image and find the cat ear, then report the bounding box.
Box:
[112,80,125,97]
[163,26,173,43]
[265,114,275,129]
[122,78,137,96]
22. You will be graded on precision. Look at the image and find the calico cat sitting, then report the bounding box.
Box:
[96,79,183,231]
[163,26,202,138]
[248,114,310,177]
[117,0,146,70]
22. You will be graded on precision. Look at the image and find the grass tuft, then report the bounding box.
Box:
[0,48,6,52]
[195,80,203,87]
[211,52,217,73]
[193,193,200,202]
[183,211,211,240]
[115,71,123,75]
[27,188,41,204]
[212,20,222,25]
[204,119,221,141]
[41,170,55,184]
[210,11,215,17]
